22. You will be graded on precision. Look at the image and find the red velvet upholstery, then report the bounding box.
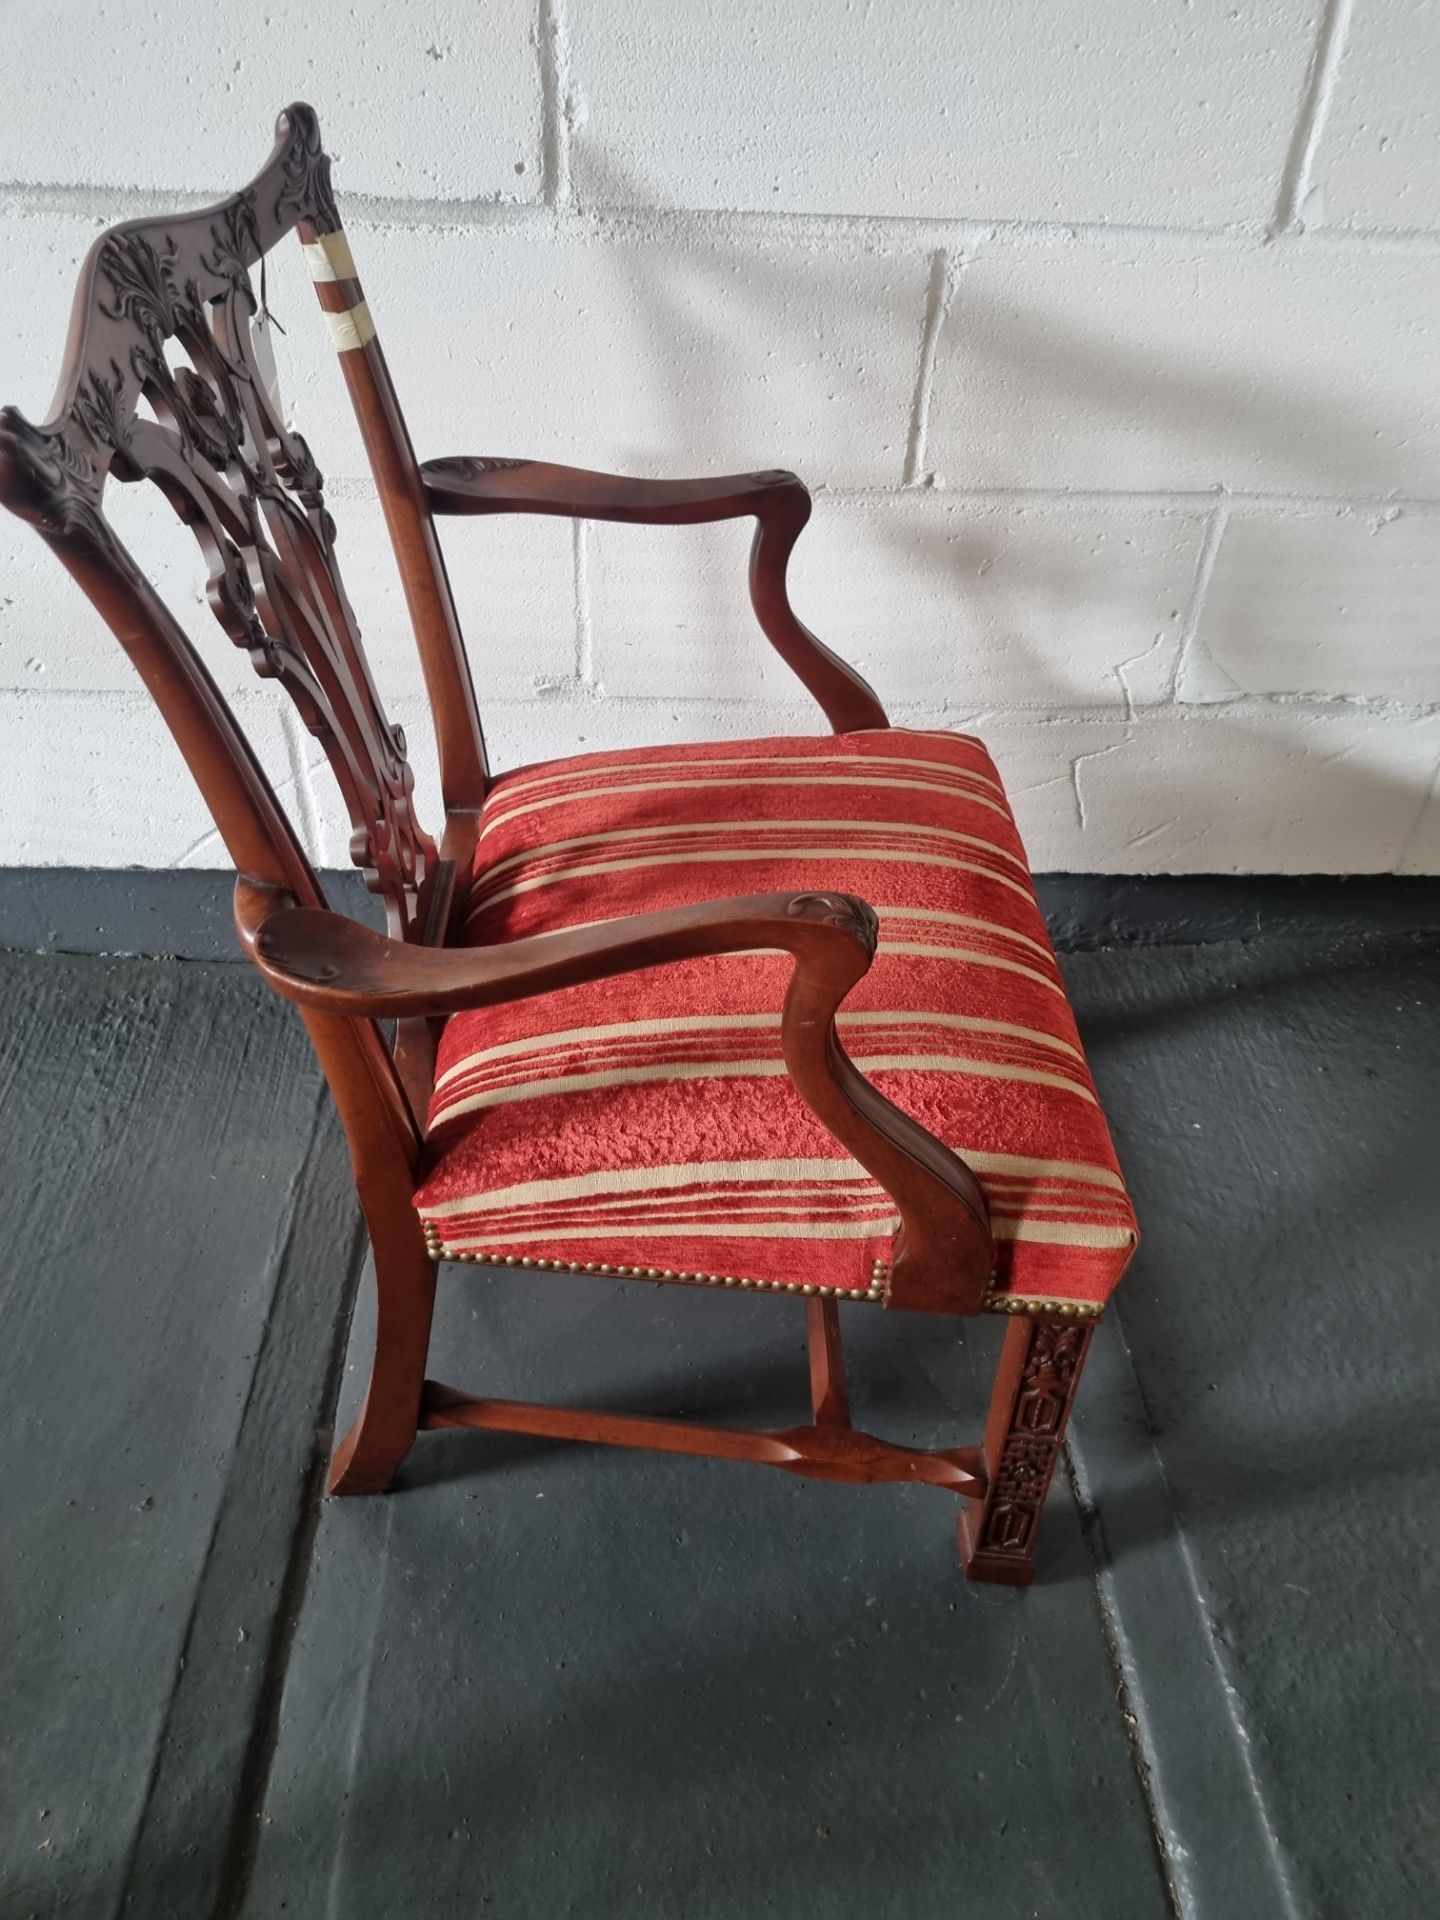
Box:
[414,730,1137,1316]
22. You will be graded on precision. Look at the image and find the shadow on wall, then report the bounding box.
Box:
[535,149,1438,876]
[16,147,1432,878]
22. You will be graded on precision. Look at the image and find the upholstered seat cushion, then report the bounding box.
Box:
[414,730,1137,1317]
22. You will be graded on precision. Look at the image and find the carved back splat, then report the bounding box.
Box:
[0,103,486,938]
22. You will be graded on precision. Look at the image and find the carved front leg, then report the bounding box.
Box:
[958,1316,1093,1585]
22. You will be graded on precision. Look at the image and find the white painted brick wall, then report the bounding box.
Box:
[1312,0,1440,231]
[0,0,545,203]
[357,224,929,486]
[925,239,1440,498]
[1188,503,1440,704]
[587,500,1205,710]
[2,0,1437,876]
[566,0,1325,229]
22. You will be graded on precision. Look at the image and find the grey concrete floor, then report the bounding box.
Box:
[4,898,1439,1919]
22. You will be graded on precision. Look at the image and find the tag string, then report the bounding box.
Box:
[258,251,287,336]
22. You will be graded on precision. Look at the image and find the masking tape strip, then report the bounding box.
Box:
[302,230,359,283]
[323,301,376,353]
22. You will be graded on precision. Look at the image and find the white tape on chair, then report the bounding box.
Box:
[302,230,359,284]
[323,301,376,352]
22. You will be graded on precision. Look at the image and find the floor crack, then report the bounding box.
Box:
[211,1100,370,1920]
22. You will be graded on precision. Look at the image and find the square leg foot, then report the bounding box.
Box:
[957,1506,1036,1586]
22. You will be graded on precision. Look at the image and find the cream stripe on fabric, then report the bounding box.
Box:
[475,817,1028,887]
[988,1201,1132,1221]
[877,939,1061,985]
[432,1053,1096,1124]
[449,1184,1131,1226]
[478,773,1014,836]
[301,230,359,282]
[433,1006,1084,1094]
[438,1219,1134,1253]
[962,1149,1127,1188]
[491,750,1005,803]
[876,904,1055,962]
[433,1011,781,1089]
[439,1218,904,1247]
[992,1218,1138,1249]
[422,1156,873,1219]
[843,1009,1083,1056]
[485,1181,885,1213]
[439,1217,1133,1251]
[471,1204,901,1230]
[475,1193,893,1222]
[322,301,376,352]
[470,848,1036,915]
[420,1150,1123,1219]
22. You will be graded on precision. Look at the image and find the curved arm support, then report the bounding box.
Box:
[236,877,992,1312]
[418,456,889,735]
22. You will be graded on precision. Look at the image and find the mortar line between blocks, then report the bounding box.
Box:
[820,485,1440,513]
[1169,505,1229,703]
[903,250,953,486]
[15,176,1440,258]
[22,685,1435,727]
[537,0,574,210]
[484,688,1440,722]
[572,516,593,683]
[1272,0,1355,235]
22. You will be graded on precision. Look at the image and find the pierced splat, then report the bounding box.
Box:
[0,105,441,936]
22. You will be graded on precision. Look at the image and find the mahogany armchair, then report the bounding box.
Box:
[0,107,1137,1585]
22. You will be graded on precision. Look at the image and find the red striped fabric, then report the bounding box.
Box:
[415,730,1138,1315]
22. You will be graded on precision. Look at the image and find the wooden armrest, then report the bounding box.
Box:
[417,456,888,734]
[420,455,801,524]
[241,880,872,1015]
[236,878,992,1312]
